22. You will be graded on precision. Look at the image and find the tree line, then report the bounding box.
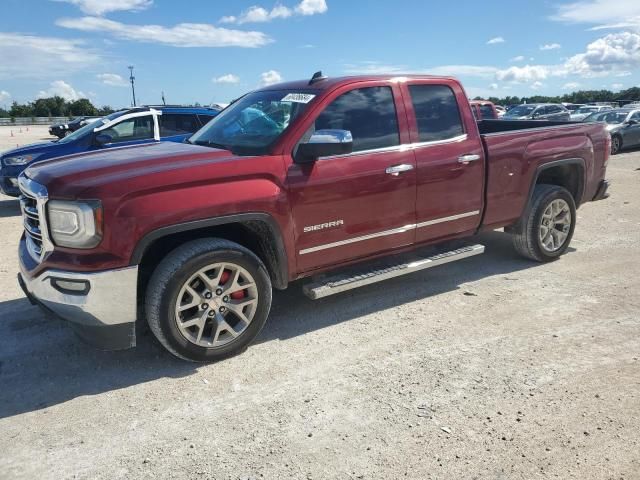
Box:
[477,86,640,107]
[0,96,115,119]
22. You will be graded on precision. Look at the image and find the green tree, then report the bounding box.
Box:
[67,98,98,116]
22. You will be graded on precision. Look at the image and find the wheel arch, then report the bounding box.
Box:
[529,158,586,208]
[131,213,289,292]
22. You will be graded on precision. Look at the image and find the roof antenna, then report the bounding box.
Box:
[309,71,328,85]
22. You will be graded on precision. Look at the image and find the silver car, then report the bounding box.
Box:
[584,108,640,154]
[570,105,612,122]
[502,103,571,121]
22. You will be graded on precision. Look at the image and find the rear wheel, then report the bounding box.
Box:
[511,184,576,262]
[611,135,622,155]
[146,238,272,362]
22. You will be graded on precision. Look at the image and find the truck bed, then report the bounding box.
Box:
[478,119,609,230]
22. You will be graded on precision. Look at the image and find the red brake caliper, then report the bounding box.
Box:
[219,269,246,300]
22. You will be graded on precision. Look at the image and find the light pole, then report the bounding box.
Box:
[128,66,137,107]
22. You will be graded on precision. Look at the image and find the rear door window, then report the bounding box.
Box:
[160,114,201,136]
[408,85,464,142]
[314,86,400,152]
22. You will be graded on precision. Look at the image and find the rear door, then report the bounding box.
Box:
[159,113,203,142]
[401,81,484,244]
[625,111,640,146]
[287,83,417,272]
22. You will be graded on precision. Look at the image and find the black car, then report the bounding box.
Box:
[49,116,100,139]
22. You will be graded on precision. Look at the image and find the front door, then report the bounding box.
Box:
[92,114,156,149]
[402,82,485,244]
[287,84,417,272]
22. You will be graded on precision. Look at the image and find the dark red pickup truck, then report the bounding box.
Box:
[17,73,610,361]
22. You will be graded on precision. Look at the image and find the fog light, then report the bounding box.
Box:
[51,278,90,295]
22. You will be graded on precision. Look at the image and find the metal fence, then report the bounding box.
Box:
[0,117,70,126]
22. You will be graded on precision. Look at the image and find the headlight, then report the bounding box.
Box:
[47,200,103,248]
[3,154,40,166]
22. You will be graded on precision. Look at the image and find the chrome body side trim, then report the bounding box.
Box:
[300,224,415,255]
[299,210,481,255]
[416,210,480,228]
[19,260,139,327]
[318,134,469,160]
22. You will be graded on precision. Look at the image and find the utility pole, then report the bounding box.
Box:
[128,66,137,107]
[161,91,166,105]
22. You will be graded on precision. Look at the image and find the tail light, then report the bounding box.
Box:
[604,133,611,166]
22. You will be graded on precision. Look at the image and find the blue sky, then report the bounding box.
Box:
[0,0,639,108]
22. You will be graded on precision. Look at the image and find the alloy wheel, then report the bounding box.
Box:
[539,199,572,252]
[174,262,259,347]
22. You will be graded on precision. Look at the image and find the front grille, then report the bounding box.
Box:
[18,176,50,263]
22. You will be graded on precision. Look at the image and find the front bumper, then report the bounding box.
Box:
[592,179,610,201]
[18,243,139,350]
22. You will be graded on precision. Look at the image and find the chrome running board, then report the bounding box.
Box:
[303,244,485,300]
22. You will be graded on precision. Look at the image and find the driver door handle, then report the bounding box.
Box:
[385,164,414,176]
[458,154,481,164]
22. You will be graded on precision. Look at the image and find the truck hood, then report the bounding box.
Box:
[25,141,238,197]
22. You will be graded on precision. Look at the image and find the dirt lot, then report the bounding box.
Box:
[0,126,638,479]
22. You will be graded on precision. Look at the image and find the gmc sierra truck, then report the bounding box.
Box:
[17,73,610,362]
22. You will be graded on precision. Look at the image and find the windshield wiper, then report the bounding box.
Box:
[193,140,234,152]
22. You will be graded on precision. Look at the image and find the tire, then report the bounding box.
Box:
[611,135,622,155]
[511,184,577,262]
[145,238,272,362]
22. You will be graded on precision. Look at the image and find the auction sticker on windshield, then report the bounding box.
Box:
[282,93,316,104]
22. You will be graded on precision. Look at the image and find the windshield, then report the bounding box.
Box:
[575,107,599,114]
[188,90,316,155]
[56,110,127,144]
[584,111,628,124]
[505,105,536,116]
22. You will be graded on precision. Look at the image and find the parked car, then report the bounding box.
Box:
[502,103,571,121]
[570,105,612,122]
[17,73,609,361]
[562,103,585,112]
[470,100,499,119]
[49,116,100,139]
[0,106,220,196]
[494,105,507,117]
[584,108,640,154]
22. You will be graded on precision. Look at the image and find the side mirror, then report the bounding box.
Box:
[295,129,353,164]
[626,119,638,125]
[94,133,113,146]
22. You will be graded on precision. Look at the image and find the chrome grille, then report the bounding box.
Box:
[18,175,51,263]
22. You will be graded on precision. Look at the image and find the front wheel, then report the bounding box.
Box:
[511,184,577,262]
[146,238,272,362]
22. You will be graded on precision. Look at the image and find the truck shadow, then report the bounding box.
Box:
[0,199,20,218]
[0,230,564,419]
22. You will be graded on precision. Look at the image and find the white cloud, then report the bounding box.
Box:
[552,0,640,30]
[611,82,624,89]
[487,36,505,45]
[0,33,101,79]
[296,0,328,15]
[0,90,11,104]
[343,61,407,74]
[531,81,544,90]
[563,82,581,89]
[496,64,550,83]
[489,83,499,90]
[540,43,561,50]
[260,70,283,86]
[510,55,525,62]
[55,0,152,15]
[37,80,86,101]
[212,73,240,84]
[57,16,272,48]
[97,73,128,87]
[221,0,327,24]
[564,31,640,76]
[429,65,499,78]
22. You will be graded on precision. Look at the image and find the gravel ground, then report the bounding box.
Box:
[0,126,639,479]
